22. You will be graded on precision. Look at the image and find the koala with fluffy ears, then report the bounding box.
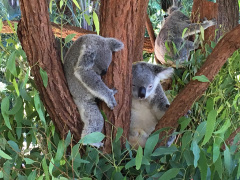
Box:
[63,34,124,147]
[155,3,216,65]
[129,62,174,148]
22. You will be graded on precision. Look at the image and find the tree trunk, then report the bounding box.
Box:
[216,0,239,39]
[155,25,240,145]
[100,0,149,153]
[17,0,83,141]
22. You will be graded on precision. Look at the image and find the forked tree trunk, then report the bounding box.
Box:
[17,0,83,141]
[100,0,149,153]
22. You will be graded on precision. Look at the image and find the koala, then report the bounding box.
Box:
[63,34,124,147]
[155,3,216,65]
[129,62,174,148]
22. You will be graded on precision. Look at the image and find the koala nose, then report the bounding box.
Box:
[138,87,146,98]
[166,104,170,108]
[100,69,107,76]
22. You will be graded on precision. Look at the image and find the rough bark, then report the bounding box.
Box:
[2,21,154,53]
[216,0,239,39]
[145,15,162,64]
[100,0,149,153]
[154,25,240,145]
[191,0,218,44]
[145,16,155,50]
[17,0,83,141]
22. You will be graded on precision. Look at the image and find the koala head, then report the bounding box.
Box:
[91,36,124,76]
[167,6,179,14]
[132,62,173,99]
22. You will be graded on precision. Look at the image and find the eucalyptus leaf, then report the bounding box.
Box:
[135,146,143,170]
[213,143,220,163]
[7,51,17,76]
[55,140,65,162]
[0,149,12,160]
[8,140,20,152]
[144,133,159,158]
[198,150,207,180]
[27,170,36,180]
[80,132,105,145]
[73,0,81,9]
[202,110,217,145]
[200,26,204,40]
[1,97,12,130]
[193,121,206,143]
[224,145,233,175]
[12,78,19,96]
[192,75,210,82]
[34,92,46,127]
[40,67,48,88]
[65,34,76,44]
[152,146,178,156]
[7,97,23,115]
[24,158,36,164]
[115,127,123,142]
[191,140,200,168]
[93,11,99,35]
[159,168,180,180]
[182,27,188,38]
[84,14,91,25]
[42,157,50,180]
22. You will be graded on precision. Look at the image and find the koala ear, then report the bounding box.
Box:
[153,65,174,81]
[107,38,124,52]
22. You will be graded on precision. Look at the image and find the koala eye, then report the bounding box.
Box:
[132,84,136,87]
[148,84,153,89]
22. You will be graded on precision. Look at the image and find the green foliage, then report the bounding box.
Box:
[0,0,240,179]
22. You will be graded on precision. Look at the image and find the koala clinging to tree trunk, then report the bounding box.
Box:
[155,2,216,65]
[63,34,124,147]
[129,62,174,148]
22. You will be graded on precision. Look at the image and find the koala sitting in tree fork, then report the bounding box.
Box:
[129,62,174,148]
[63,34,124,147]
[155,1,216,65]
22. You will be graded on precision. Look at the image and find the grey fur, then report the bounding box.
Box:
[155,5,216,65]
[63,34,124,147]
[129,62,174,148]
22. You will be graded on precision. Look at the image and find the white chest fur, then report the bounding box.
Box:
[131,98,158,135]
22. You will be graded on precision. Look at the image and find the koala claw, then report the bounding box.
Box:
[107,96,117,110]
[211,18,217,25]
[111,88,118,95]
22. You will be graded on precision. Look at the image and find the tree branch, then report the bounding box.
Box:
[2,20,154,53]
[154,25,240,145]
[145,16,155,49]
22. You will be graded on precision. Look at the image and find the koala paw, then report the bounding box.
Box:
[111,88,118,95]
[106,95,117,110]
[210,18,217,26]
[203,18,216,26]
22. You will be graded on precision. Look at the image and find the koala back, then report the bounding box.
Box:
[63,34,124,100]
[155,8,191,64]
[64,34,123,77]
